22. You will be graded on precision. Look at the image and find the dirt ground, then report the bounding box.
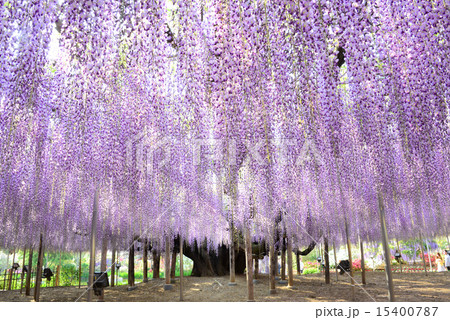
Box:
[0,271,449,302]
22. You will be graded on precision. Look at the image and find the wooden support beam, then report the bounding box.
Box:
[244,223,254,301]
[128,240,135,287]
[179,235,184,301]
[25,248,33,296]
[296,251,301,275]
[418,234,428,276]
[333,242,338,282]
[378,193,395,302]
[287,236,294,288]
[8,249,15,290]
[34,233,44,302]
[99,238,107,301]
[360,238,366,285]
[111,249,115,287]
[324,238,330,284]
[87,190,99,302]
[78,251,82,289]
[396,239,402,273]
[55,252,61,287]
[269,238,276,294]
[344,218,355,301]
[20,247,27,294]
[163,236,172,290]
[228,222,236,286]
[280,237,286,282]
[143,239,148,283]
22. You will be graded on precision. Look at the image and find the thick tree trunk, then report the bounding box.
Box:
[182,241,246,277]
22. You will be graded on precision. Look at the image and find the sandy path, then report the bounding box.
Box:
[0,271,448,302]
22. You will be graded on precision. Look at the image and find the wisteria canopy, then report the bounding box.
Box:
[0,0,449,254]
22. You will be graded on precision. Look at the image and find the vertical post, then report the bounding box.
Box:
[78,251,82,289]
[296,251,300,275]
[87,189,99,302]
[163,236,172,290]
[396,239,402,273]
[275,249,280,279]
[287,236,294,288]
[344,218,355,301]
[179,235,184,301]
[170,251,177,283]
[143,240,148,283]
[34,233,44,302]
[228,222,236,286]
[25,248,33,295]
[324,238,330,284]
[280,237,287,283]
[8,249,15,290]
[360,238,366,285]
[152,250,160,278]
[2,269,6,291]
[244,222,254,301]
[128,239,135,287]
[333,242,338,282]
[418,234,428,276]
[254,258,259,280]
[111,249,116,287]
[55,252,61,287]
[116,252,120,285]
[20,247,27,293]
[269,237,276,294]
[425,239,432,271]
[378,193,395,302]
[99,238,107,301]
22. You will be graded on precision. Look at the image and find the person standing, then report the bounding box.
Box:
[445,251,450,271]
[436,253,446,272]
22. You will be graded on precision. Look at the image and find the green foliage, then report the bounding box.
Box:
[303,268,320,275]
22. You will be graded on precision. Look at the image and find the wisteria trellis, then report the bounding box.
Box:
[0,0,448,253]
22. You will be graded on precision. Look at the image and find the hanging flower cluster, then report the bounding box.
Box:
[0,0,448,253]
